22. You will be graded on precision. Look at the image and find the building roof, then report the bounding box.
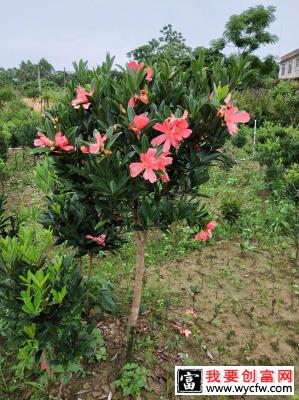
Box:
[280,48,299,63]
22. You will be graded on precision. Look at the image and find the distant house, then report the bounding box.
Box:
[279,48,299,79]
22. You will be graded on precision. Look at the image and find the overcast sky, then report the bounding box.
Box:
[1,0,298,71]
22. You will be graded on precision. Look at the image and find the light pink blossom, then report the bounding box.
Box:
[85,234,107,245]
[145,67,153,81]
[80,131,108,154]
[218,94,250,135]
[130,148,172,183]
[128,114,150,137]
[151,111,192,152]
[34,132,53,148]
[55,131,74,151]
[71,87,94,110]
[128,61,153,81]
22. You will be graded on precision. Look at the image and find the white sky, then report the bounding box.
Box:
[1,0,298,70]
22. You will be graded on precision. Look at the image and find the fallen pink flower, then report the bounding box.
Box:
[218,94,250,135]
[128,114,150,138]
[151,110,192,152]
[85,234,107,245]
[130,148,172,183]
[40,361,47,371]
[206,221,217,231]
[34,132,53,148]
[80,131,108,154]
[71,87,94,110]
[195,221,217,241]
[55,131,75,151]
[180,328,192,338]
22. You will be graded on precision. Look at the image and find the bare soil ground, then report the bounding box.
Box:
[62,240,299,400]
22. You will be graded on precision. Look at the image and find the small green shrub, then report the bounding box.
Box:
[0,194,19,238]
[231,128,248,148]
[85,277,118,314]
[115,363,149,397]
[0,158,10,191]
[0,99,41,148]
[255,124,299,195]
[0,226,105,381]
[0,85,15,110]
[284,164,299,204]
[220,198,242,224]
[0,128,8,160]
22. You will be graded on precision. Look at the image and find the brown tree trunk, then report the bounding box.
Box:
[127,230,147,361]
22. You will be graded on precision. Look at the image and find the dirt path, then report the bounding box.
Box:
[22,97,51,112]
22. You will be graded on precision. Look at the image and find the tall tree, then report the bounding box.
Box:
[211,5,278,55]
[38,58,55,79]
[127,24,191,64]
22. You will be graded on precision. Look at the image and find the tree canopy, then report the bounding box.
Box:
[211,5,278,55]
[127,24,191,64]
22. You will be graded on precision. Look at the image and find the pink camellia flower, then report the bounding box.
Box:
[85,234,107,245]
[55,131,74,151]
[130,148,172,183]
[128,90,149,109]
[218,94,250,135]
[128,114,150,138]
[128,96,137,108]
[40,361,47,371]
[195,221,217,241]
[145,67,153,82]
[80,131,108,154]
[128,60,140,71]
[71,87,95,110]
[34,132,53,148]
[127,61,153,82]
[160,172,170,183]
[151,110,192,152]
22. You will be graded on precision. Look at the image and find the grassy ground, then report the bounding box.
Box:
[1,146,299,399]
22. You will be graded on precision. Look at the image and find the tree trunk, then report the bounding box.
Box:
[127,230,147,361]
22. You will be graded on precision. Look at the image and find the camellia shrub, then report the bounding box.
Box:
[255,123,299,184]
[34,54,249,356]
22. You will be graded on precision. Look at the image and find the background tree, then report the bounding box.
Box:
[211,5,278,55]
[127,24,191,64]
[38,58,55,79]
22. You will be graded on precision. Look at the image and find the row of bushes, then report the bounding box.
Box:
[230,121,299,204]
[0,98,42,158]
[236,81,299,127]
